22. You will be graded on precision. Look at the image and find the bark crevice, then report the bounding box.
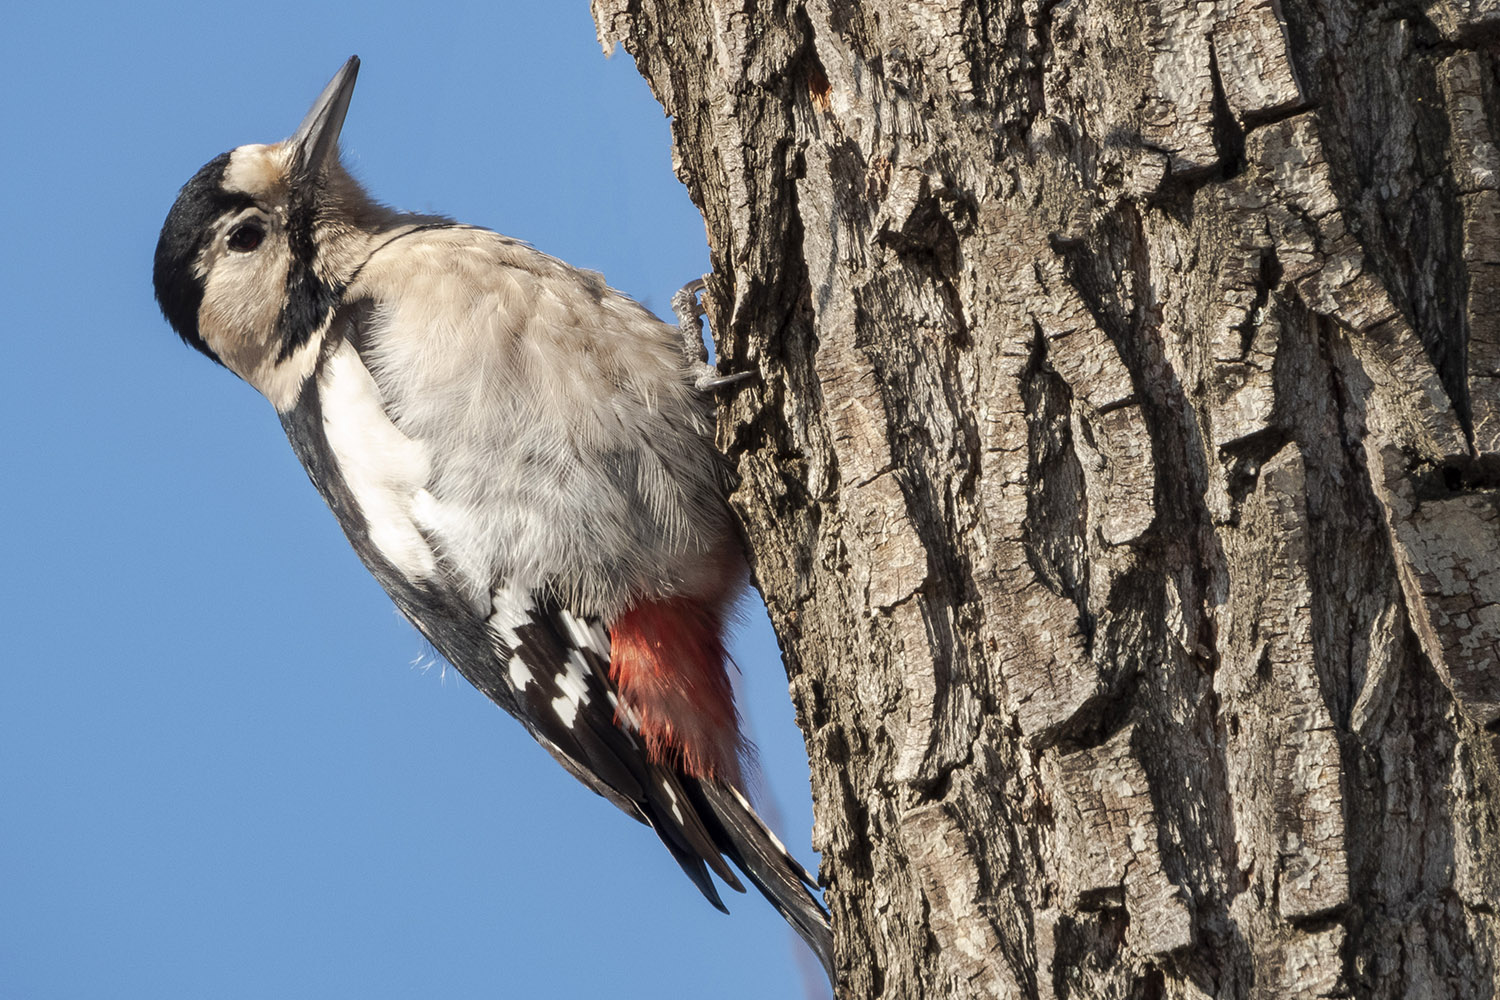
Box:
[594,0,1500,994]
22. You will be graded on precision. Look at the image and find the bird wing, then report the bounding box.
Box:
[276,291,832,975]
[274,296,743,901]
[484,585,750,904]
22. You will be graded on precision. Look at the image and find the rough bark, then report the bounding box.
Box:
[592,1,1500,996]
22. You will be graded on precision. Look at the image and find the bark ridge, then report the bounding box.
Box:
[594,1,1500,996]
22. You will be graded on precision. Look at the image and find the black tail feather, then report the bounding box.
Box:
[651,815,731,913]
[685,779,835,982]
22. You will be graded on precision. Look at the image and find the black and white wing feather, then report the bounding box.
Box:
[276,298,832,976]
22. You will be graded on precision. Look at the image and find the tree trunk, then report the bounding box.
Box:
[592,1,1500,996]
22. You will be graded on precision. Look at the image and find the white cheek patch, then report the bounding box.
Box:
[258,334,322,413]
[318,343,436,580]
[199,263,282,363]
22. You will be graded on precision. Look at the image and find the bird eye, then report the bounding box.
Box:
[227,222,265,253]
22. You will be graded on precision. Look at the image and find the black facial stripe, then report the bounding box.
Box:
[152,152,256,364]
[275,187,342,362]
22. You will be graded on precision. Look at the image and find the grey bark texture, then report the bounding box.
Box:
[591,1,1500,997]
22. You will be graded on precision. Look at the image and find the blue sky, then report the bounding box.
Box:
[1,4,828,997]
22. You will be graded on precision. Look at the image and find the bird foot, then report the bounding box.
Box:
[674,276,757,393]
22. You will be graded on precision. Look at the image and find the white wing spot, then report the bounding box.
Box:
[488,585,532,647]
[550,654,592,729]
[609,690,643,732]
[556,663,590,706]
[660,779,684,826]
[557,609,610,660]
[551,694,579,727]
[568,653,594,701]
[508,654,535,691]
[607,693,640,745]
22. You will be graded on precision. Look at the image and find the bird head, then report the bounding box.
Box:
[153,56,378,408]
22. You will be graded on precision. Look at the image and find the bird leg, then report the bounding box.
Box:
[673,277,756,393]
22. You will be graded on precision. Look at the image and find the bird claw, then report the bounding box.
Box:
[673,277,710,366]
[694,369,757,392]
[675,276,757,393]
[673,276,708,325]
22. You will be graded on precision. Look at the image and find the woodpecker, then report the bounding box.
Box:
[152,57,832,977]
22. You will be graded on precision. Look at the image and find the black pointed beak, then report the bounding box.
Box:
[291,56,359,179]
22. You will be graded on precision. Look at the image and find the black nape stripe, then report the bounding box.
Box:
[152,152,256,365]
[344,222,468,288]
